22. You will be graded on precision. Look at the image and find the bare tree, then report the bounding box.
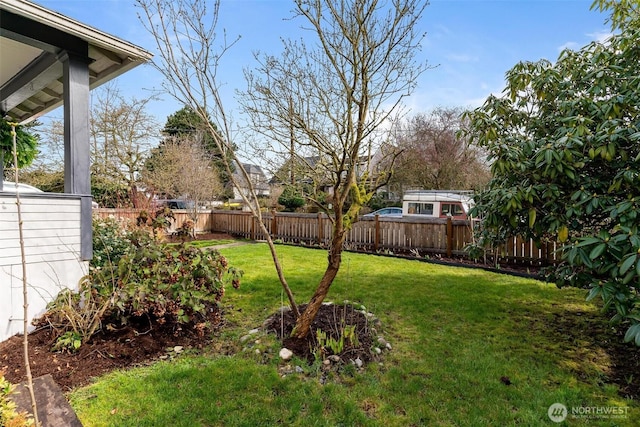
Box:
[137,0,428,338]
[142,136,223,226]
[90,83,159,207]
[241,0,429,337]
[6,120,40,426]
[28,119,64,171]
[389,107,491,192]
[136,0,301,319]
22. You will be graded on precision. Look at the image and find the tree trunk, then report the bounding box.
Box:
[292,230,345,339]
[11,123,40,426]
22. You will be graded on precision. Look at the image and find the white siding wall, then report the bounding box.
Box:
[0,195,87,342]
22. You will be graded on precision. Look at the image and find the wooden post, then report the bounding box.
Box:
[446,217,453,257]
[317,213,323,245]
[271,209,278,238]
[250,213,256,241]
[374,215,380,251]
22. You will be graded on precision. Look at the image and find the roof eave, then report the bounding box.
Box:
[1,0,152,62]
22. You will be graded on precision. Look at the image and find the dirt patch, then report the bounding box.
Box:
[0,315,219,392]
[533,306,640,400]
[263,303,379,365]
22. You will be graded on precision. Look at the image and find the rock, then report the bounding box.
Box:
[354,357,363,368]
[323,359,331,365]
[373,347,382,355]
[385,342,392,350]
[377,337,388,346]
[278,306,292,313]
[255,349,261,355]
[328,355,341,363]
[295,366,304,373]
[242,329,261,343]
[173,346,183,353]
[10,375,82,427]
[279,348,294,361]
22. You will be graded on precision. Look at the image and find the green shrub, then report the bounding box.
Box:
[91,216,137,270]
[278,186,305,212]
[41,216,242,350]
[93,243,242,329]
[0,371,33,427]
[136,207,176,239]
[173,219,195,240]
[37,285,112,352]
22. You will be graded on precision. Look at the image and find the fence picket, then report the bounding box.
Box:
[94,209,558,266]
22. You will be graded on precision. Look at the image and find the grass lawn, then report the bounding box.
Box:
[69,244,638,426]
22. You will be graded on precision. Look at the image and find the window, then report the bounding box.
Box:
[408,202,433,215]
[441,203,464,216]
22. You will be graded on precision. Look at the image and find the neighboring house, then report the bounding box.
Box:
[270,155,333,196]
[231,162,270,200]
[271,149,393,197]
[0,0,151,341]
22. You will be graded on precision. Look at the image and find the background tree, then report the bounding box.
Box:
[137,0,301,322]
[19,119,65,192]
[90,83,158,207]
[278,186,306,212]
[0,119,38,178]
[161,106,234,199]
[241,0,428,337]
[142,136,223,225]
[461,0,640,345]
[389,107,490,192]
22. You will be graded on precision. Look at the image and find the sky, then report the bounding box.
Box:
[35,0,612,127]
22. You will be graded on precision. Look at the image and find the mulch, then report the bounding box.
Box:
[0,316,217,392]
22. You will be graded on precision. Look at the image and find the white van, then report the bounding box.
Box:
[402,190,474,220]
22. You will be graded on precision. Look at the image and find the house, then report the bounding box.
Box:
[0,0,151,341]
[231,162,270,201]
[270,155,334,196]
[271,148,395,198]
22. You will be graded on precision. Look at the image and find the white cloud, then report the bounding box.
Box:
[557,29,613,53]
[557,41,579,52]
[587,30,613,43]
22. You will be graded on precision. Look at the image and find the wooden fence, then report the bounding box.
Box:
[94,209,560,266]
[94,208,212,235]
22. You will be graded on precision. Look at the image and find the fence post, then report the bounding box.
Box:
[317,212,323,245]
[250,213,256,241]
[446,217,453,257]
[374,215,380,251]
[271,209,278,239]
